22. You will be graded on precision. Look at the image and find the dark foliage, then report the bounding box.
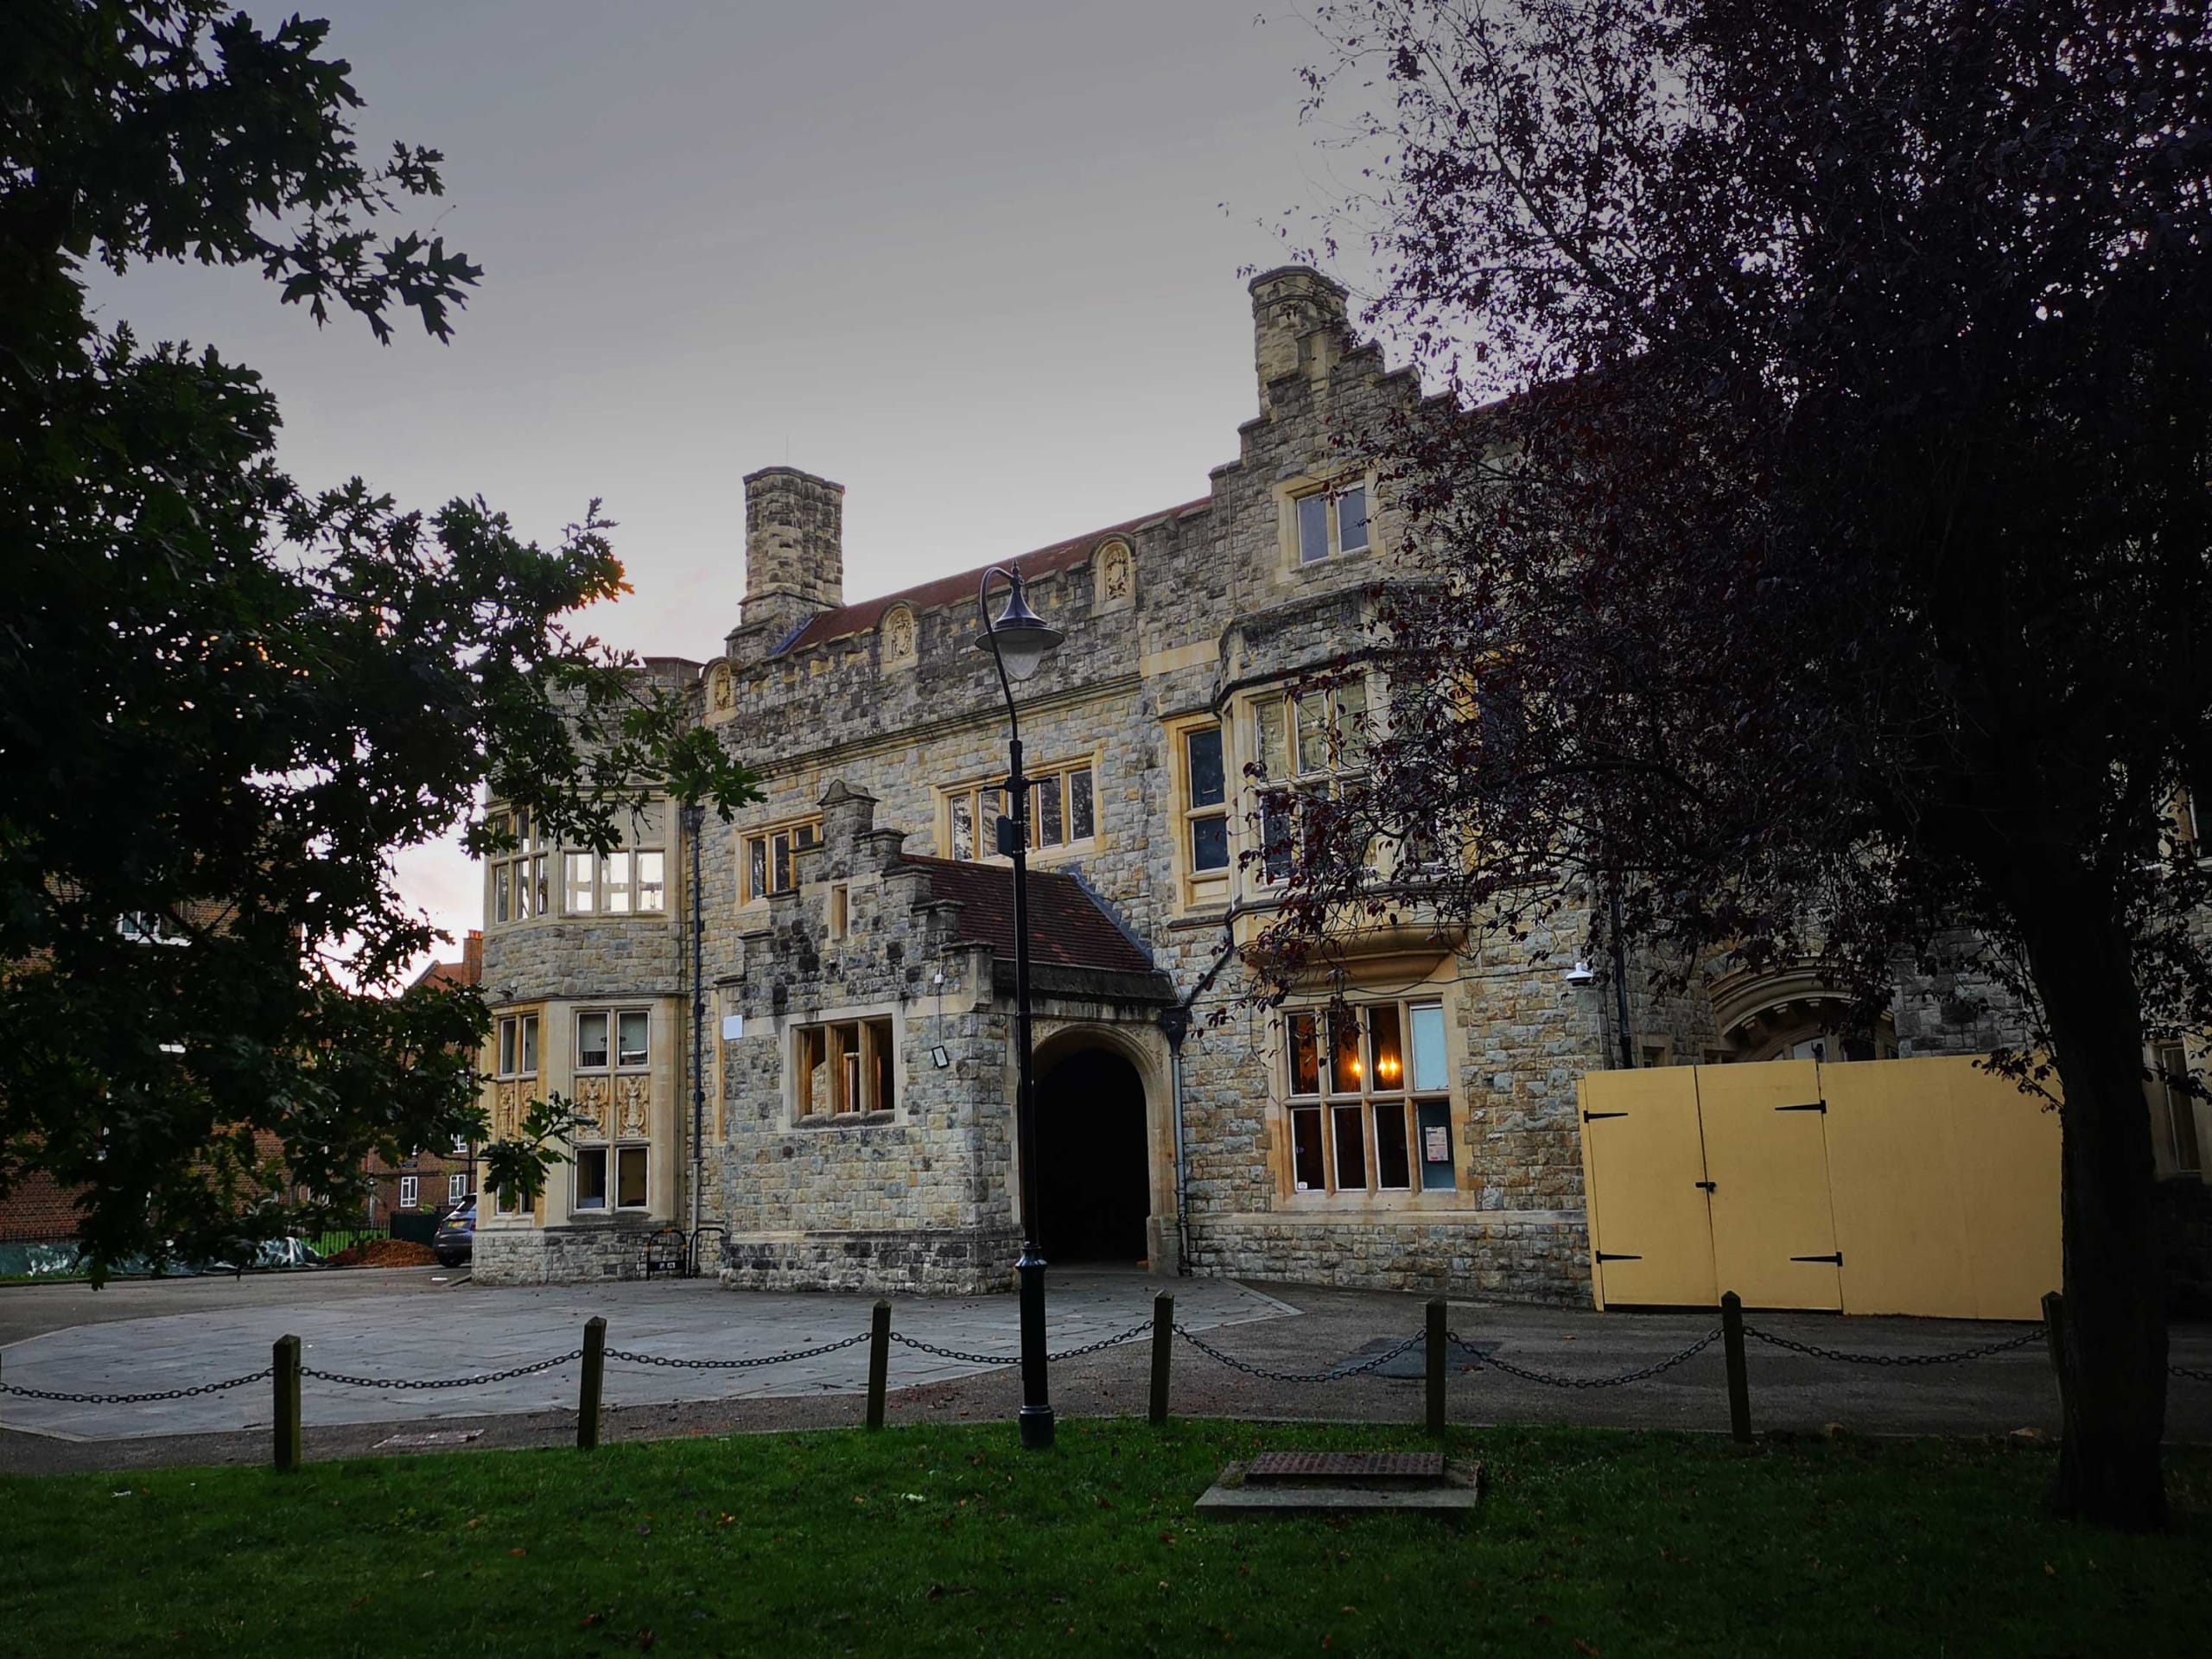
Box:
[0,3,759,1275]
[1272,0,2212,1527]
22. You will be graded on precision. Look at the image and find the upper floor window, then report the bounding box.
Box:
[576,1008,650,1072]
[1182,725,1230,874]
[1295,482,1370,564]
[488,810,549,925]
[746,818,821,901]
[565,846,666,915]
[117,911,188,945]
[947,762,1096,862]
[1254,680,1369,882]
[496,1013,539,1078]
[1284,999,1453,1197]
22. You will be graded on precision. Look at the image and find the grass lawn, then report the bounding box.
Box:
[3,1422,2206,1656]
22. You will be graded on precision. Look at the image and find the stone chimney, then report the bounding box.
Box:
[461,929,483,987]
[1249,266,1349,416]
[735,466,844,649]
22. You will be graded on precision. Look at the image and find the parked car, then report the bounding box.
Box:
[434,1197,476,1267]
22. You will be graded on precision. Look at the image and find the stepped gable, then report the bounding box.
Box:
[773,499,1209,656]
[900,855,1153,975]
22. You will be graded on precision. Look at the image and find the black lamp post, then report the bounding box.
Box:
[973,564,1065,1452]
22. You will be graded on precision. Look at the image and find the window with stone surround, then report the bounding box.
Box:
[944,761,1095,862]
[792,1016,897,1119]
[1182,724,1230,874]
[486,808,548,925]
[1293,480,1370,564]
[745,817,821,901]
[573,1145,650,1211]
[563,845,666,916]
[496,1013,538,1079]
[1282,1000,1454,1197]
[1251,678,1369,884]
[576,1009,650,1074]
[2153,1041,2202,1177]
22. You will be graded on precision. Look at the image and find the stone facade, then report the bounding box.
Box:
[474,265,2178,1302]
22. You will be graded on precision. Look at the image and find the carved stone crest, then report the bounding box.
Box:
[570,1075,610,1136]
[1095,540,1134,610]
[880,605,918,671]
[617,1075,651,1139]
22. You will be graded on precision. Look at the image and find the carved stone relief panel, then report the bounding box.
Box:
[1093,539,1134,613]
[880,604,918,672]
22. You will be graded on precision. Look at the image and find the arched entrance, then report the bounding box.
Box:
[1035,1045,1150,1264]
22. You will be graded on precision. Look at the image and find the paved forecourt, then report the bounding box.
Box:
[0,1269,1287,1442]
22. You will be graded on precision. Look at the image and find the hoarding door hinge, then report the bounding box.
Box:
[1789,1253,1844,1265]
[1584,1110,1629,1122]
[1775,1102,1827,1114]
[1593,1251,1643,1262]
[1694,1180,1716,1192]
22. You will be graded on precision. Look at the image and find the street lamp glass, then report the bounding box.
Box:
[975,582,1065,682]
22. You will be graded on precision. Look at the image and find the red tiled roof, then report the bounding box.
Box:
[779,498,1210,655]
[901,855,1154,976]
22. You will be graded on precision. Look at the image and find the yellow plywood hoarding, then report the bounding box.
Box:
[1576,1070,1717,1309]
[1580,1054,2061,1319]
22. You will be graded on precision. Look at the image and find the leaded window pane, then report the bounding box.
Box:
[617,1010,648,1068]
[1369,1005,1403,1090]
[1186,727,1225,807]
[1295,690,1332,774]
[636,851,664,911]
[1039,774,1065,847]
[1069,766,1095,841]
[1298,491,1329,563]
[1332,1104,1367,1189]
[1256,701,1288,782]
[577,1012,609,1070]
[1337,485,1369,551]
[567,852,595,913]
[493,865,512,924]
[1192,814,1229,872]
[1375,1100,1411,1189]
[1287,1013,1320,1096]
[950,794,973,861]
[1336,680,1369,769]
[1329,1013,1363,1095]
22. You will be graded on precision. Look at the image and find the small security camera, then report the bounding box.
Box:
[1563,961,1598,986]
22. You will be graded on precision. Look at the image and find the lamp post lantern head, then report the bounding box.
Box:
[974,570,1064,683]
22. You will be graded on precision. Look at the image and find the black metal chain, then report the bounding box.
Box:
[606,1332,870,1370]
[301,1351,583,1390]
[1173,1325,1425,1384]
[0,1367,273,1405]
[1743,1325,2047,1367]
[1459,1327,1722,1389]
[2172,1363,2212,1382]
[888,1320,1154,1367]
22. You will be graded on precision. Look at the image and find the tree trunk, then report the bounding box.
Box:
[2018,890,2170,1530]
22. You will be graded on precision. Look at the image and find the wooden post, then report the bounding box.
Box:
[577,1315,606,1452]
[1721,1292,1751,1445]
[1148,1292,1174,1427]
[866,1300,892,1430]
[2041,1289,2079,1494]
[272,1334,302,1472]
[1425,1298,1448,1438]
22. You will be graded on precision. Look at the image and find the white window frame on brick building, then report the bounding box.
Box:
[1281,999,1455,1198]
[398,1174,419,1210]
[744,817,821,901]
[791,1014,898,1121]
[448,1172,468,1204]
[944,760,1096,862]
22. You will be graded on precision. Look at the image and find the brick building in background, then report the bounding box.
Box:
[363,930,484,1221]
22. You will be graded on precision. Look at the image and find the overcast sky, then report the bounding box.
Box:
[90,1,1377,972]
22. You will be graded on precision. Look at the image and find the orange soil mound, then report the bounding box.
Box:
[327,1237,441,1268]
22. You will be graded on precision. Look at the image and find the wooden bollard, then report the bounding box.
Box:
[866,1300,892,1430]
[1720,1292,1751,1444]
[577,1316,607,1452]
[1148,1292,1174,1427]
[272,1334,302,1472]
[1425,1298,1448,1438]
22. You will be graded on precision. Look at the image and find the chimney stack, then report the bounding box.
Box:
[1249,267,1349,416]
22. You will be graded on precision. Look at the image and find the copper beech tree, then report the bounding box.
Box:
[0,3,759,1276]
[1262,1,2212,1528]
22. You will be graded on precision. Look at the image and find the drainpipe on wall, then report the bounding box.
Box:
[683,803,707,1245]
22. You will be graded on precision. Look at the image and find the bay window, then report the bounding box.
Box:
[1284,999,1454,1197]
[1254,679,1369,882]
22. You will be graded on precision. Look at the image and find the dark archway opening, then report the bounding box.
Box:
[1035,1046,1149,1264]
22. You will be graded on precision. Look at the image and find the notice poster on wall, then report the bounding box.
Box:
[1423,1126,1449,1163]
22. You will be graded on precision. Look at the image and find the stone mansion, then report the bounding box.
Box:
[467,267,2211,1299]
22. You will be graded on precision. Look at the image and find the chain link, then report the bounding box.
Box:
[0,1368,273,1405]
[1173,1325,1426,1384]
[302,1351,584,1390]
[2172,1363,2212,1382]
[1743,1325,2047,1367]
[606,1332,871,1370]
[1459,1327,1722,1389]
[887,1319,1154,1367]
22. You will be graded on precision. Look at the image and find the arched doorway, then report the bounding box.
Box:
[1035,1045,1150,1264]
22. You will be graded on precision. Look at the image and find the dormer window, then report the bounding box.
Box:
[1296,482,1370,564]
